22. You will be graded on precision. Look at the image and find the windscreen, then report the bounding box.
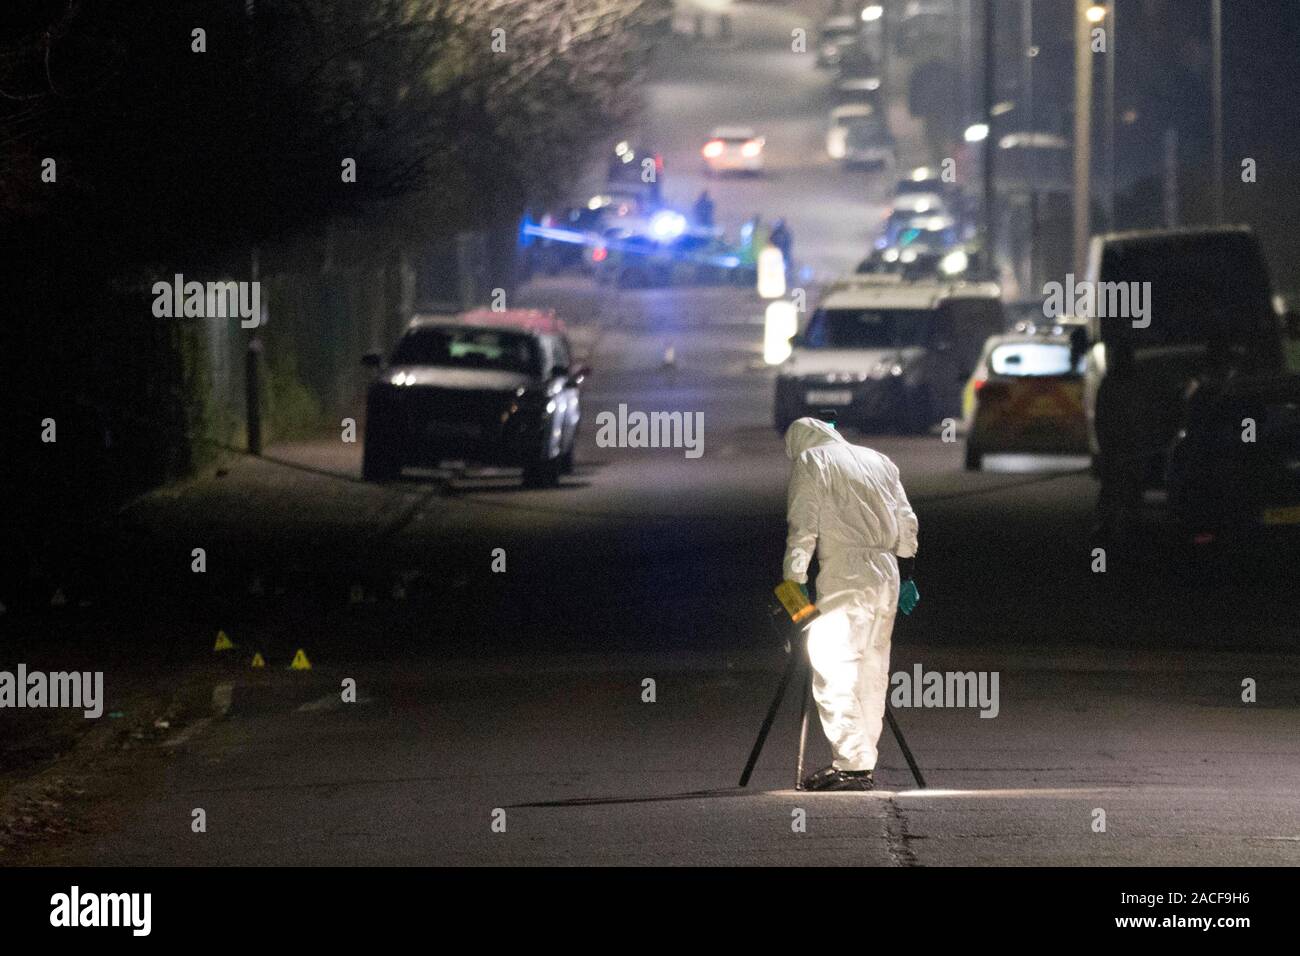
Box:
[989,341,1079,377]
[804,308,934,349]
[391,327,540,375]
[821,25,857,41]
[846,119,888,147]
[896,179,941,195]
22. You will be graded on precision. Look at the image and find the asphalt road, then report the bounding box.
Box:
[6,2,1299,866]
[604,0,919,280]
[18,268,1300,866]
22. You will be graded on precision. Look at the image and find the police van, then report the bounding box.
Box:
[774,275,1004,434]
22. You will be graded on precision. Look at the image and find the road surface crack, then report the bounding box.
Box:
[884,796,920,867]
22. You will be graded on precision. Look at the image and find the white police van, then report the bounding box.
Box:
[775,275,1004,434]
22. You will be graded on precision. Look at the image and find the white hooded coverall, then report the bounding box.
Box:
[783,418,919,772]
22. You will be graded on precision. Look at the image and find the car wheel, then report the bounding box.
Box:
[964,443,982,471]
[522,457,562,488]
[774,403,797,434]
[901,387,933,435]
[362,430,400,482]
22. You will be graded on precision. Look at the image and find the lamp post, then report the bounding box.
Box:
[1101,3,1116,230]
[982,0,996,271]
[1020,0,1040,292]
[1210,0,1224,223]
[1073,1,1096,277]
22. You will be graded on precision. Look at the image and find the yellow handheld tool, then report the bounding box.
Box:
[773,579,820,626]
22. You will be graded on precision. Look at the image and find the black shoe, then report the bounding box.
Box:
[807,769,874,792]
[801,766,839,791]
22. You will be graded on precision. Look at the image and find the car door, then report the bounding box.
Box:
[551,335,581,453]
[923,307,961,416]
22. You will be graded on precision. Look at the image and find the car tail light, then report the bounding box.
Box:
[972,377,987,392]
[591,246,608,262]
[702,140,724,158]
[741,139,763,157]
[654,153,664,173]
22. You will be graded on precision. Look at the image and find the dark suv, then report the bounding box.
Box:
[361,310,588,486]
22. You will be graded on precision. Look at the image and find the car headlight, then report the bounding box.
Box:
[940,250,969,275]
[649,210,687,240]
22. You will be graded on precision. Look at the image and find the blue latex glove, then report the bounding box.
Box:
[898,579,920,615]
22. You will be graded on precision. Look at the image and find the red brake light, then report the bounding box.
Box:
[972,377,987,392]
[591,246,608,262]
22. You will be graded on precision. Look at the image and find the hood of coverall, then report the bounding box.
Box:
[785,417,845,460]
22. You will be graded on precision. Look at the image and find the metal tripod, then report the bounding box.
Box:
[738,633,927,790]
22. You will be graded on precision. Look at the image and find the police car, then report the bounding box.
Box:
[962,329,1089,470]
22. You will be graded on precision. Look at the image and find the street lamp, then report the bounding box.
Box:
[1021,0,1041,293]
[981,0,996,276]
[1210,0,1224,223]
[1085,7,1117,228]
[964,123,990,143]
[1073,0,1094,277]
[1103,3,1117,230]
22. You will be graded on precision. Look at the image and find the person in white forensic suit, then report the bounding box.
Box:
[782,417,919,791]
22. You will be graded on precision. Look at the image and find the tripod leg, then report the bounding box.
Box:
[795,658,812,789]
[738,648,801,787]
[884,704,926,789]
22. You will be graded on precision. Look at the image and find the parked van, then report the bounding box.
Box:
[775,276,1004,434]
